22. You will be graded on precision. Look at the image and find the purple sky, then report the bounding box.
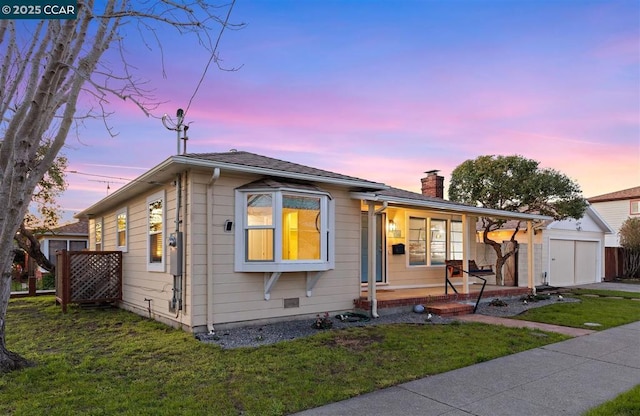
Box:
[53,0,639,221]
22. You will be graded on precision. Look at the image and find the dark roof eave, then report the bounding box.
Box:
[351,191,553,221]
[77,155,388,218]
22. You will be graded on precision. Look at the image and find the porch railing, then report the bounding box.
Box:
[444,265,487,313]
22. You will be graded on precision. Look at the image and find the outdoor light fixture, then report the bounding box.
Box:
[388,219,402,238]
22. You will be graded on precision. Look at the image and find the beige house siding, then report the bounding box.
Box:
[205,173,361,328]
[89,182,195,329]
[590,200,631,247]
[381,206,465,288]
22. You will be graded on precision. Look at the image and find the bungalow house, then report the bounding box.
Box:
[36,218,89,273]
[475,205,613,288]
[76,151,549,332]
[588,186,640,278]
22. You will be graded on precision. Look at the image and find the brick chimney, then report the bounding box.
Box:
[421,170,444,199]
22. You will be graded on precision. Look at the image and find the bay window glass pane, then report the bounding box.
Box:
[246,229,274,261]
[409,217,426,265]
[282,195,321,260]
[450,221,463,260]
[247,194,273,225]
[430,219,446,265]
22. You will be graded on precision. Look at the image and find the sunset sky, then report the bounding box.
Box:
[50,0,639,221]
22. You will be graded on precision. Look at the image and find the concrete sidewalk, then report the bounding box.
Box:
[293,321,640,416]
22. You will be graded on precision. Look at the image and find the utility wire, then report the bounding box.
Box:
[184,0,237,116]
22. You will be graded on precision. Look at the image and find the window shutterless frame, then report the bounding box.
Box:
[235,188,335,272]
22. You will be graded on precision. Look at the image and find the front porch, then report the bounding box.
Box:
[354,284,532,315]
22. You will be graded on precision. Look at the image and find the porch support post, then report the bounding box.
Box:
[527,220,535,294]
[461,214,469,294]
[367,202,379,317]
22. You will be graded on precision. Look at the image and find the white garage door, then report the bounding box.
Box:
[550,239,598,287]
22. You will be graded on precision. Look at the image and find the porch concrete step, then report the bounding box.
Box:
[427,302,474,317]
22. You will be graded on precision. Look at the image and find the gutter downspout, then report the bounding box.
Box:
[367,201,387,319]
[527,220,535,295]
[206,167,220,334]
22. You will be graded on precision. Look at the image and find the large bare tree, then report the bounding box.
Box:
[0,0,241,372]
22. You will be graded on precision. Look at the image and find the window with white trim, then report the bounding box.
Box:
[408,217,454,266]
[408,217,426,265]
[430,219,447,265]
[631,200,639,215]
[449,221,463,260]
[235,188,334,272]
[147,191,165,271]
[95,218,103,251]
[116,207,128,252]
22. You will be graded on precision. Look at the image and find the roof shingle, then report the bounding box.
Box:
[588,186,640,203]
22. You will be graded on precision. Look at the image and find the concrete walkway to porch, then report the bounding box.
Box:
[455,314,596,337]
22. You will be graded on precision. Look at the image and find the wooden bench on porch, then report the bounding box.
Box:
[445,260,494,278]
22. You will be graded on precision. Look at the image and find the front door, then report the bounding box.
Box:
[361,213,384,283]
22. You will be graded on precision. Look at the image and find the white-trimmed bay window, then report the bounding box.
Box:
[235,186,334,272]
[147,191,165,272]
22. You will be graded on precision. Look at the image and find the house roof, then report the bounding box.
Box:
[77,151,386,218]
[77,150,551,222]
[37,218,89,237]
[476,205,614,233]
[182,152,386,187]
[588,186,640,203]
[351,186,552,222]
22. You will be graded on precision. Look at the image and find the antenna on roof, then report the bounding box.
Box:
[162,108,191,155]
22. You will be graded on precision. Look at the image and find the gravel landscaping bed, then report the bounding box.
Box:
[197,294,579,349]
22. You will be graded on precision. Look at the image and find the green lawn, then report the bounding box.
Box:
[583,384,640,416]
[514,289,640,330]
[1,296,569,416]
[3,290,639,416]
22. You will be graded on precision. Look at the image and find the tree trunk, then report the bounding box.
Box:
[622,249,640,278]
[0,271,33,373]
[14,223,55,274]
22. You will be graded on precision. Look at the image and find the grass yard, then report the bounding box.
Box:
[583,384,640,416]
[1,296,569,416]
[514,289,640,330]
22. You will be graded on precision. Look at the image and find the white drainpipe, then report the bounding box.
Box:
[206,167,220,334]
[368,201,387,319]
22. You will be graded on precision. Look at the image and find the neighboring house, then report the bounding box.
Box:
[35,218,89,274]
[588,186,640,247]
[76,151,549,332]
[588,186,640,278]
[476,205,613,287]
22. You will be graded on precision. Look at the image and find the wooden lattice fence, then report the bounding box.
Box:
[56,250,122,312]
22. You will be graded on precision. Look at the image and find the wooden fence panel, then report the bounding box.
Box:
[56,250,122,312]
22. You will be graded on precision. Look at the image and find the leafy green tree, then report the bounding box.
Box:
[619,217,640,278]
[14,147,68,274]
[449,155,587,285]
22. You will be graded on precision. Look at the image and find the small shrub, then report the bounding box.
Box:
[42,273,55,290]
[489,298,508,307]
[312,312,333,329]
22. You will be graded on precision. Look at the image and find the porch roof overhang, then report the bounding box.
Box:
[350,191,553,222]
